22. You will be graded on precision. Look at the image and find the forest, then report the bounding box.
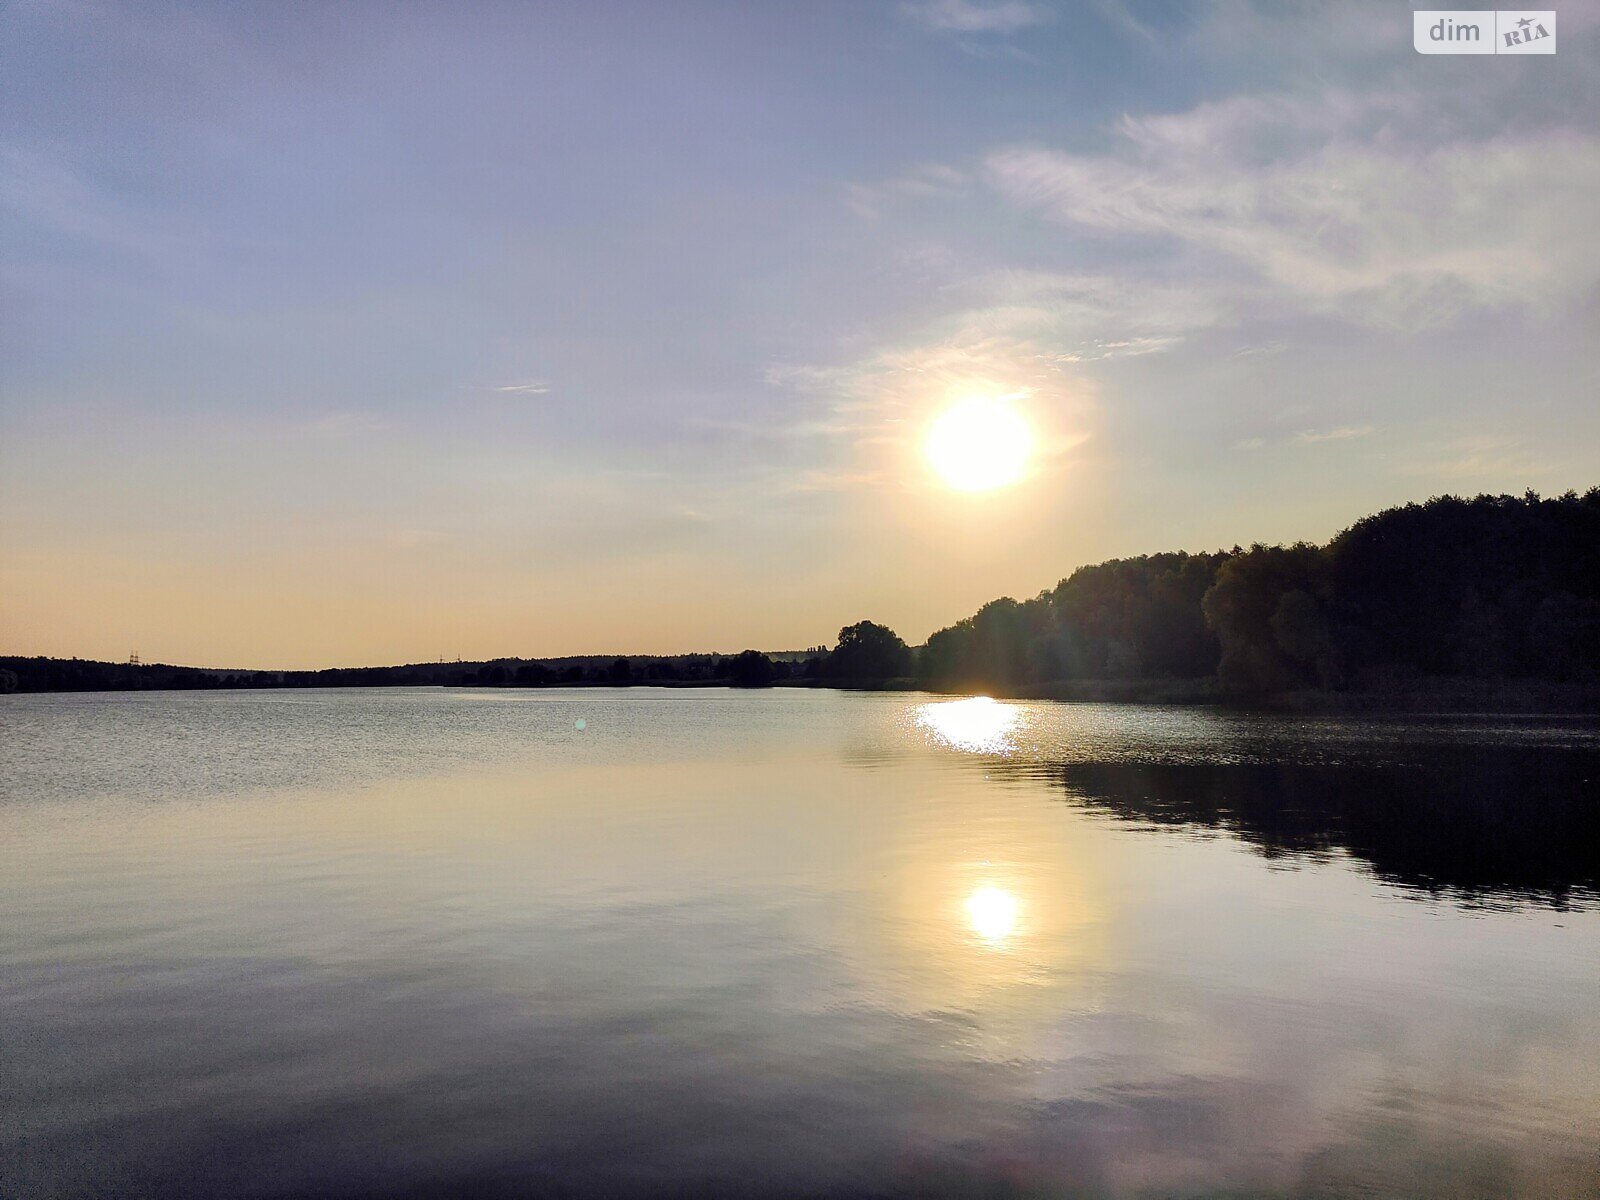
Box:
[916,489,1600,696]
[5,490,1597,702]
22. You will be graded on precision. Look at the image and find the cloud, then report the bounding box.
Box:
[845,164,970,219]
[494,381,551,395]
[1232,427,1373,453]
[1296,426,1373,444]
[1396,434,1559,481]
[953,268,1233,353]
[1230,343,1286,360]
[986,91,1600,329]
[902,0,1054,34]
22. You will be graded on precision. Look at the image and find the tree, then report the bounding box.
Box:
[1202,544,1326,693]
[1529,592,1600,681]
[825,621,912,682]
[728,649,777,687]
[1453,591,1507,678]
[1271,588,1338,681]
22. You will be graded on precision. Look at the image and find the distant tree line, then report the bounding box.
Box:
[0,652,815,694]
[4,491,1595,700]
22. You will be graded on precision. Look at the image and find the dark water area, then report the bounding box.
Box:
[2,689,1598,1198]
[1053,751,1600,905]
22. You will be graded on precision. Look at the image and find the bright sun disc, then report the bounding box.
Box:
[925,398,1032,492]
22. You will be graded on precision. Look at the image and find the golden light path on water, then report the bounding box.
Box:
[911,697,1041,962]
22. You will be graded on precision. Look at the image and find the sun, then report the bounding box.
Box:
[925,397,1032,492]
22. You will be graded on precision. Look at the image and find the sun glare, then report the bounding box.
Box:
[915,696,1019,754]
[925,397,1032,492]
[966,885,1020,944]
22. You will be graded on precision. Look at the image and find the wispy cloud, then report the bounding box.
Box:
[1234,426,1374,452]
[1230,343,1286,360]
[975,269,1231,350]
[1296,426,1373,444]
[845,164,969,219]
[986,91,1600,329]
[902,0,1054,34]
[494,381,551,395]
[1396,434,1559,481]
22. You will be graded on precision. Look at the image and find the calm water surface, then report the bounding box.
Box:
[3,688,1598,1198]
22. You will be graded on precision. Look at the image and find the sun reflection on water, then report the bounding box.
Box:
[965,885,1020,944]
[915,696,1020,754]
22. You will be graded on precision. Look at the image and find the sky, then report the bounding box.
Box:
[3,0,1598,669]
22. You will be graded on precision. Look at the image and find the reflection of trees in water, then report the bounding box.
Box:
[1051,750,1600,909]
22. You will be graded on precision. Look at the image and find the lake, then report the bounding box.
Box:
[2,687,1598,1198]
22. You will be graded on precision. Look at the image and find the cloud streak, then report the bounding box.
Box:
[1296,426,1374,445]
[902,0,1054,35]
[986,92,1600,329]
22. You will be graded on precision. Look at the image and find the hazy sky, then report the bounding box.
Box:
[4,1,1598,668]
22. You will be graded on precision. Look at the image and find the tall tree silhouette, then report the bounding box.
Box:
[825,621,912,682]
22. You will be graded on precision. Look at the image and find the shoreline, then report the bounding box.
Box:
[6,673,1600,715]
